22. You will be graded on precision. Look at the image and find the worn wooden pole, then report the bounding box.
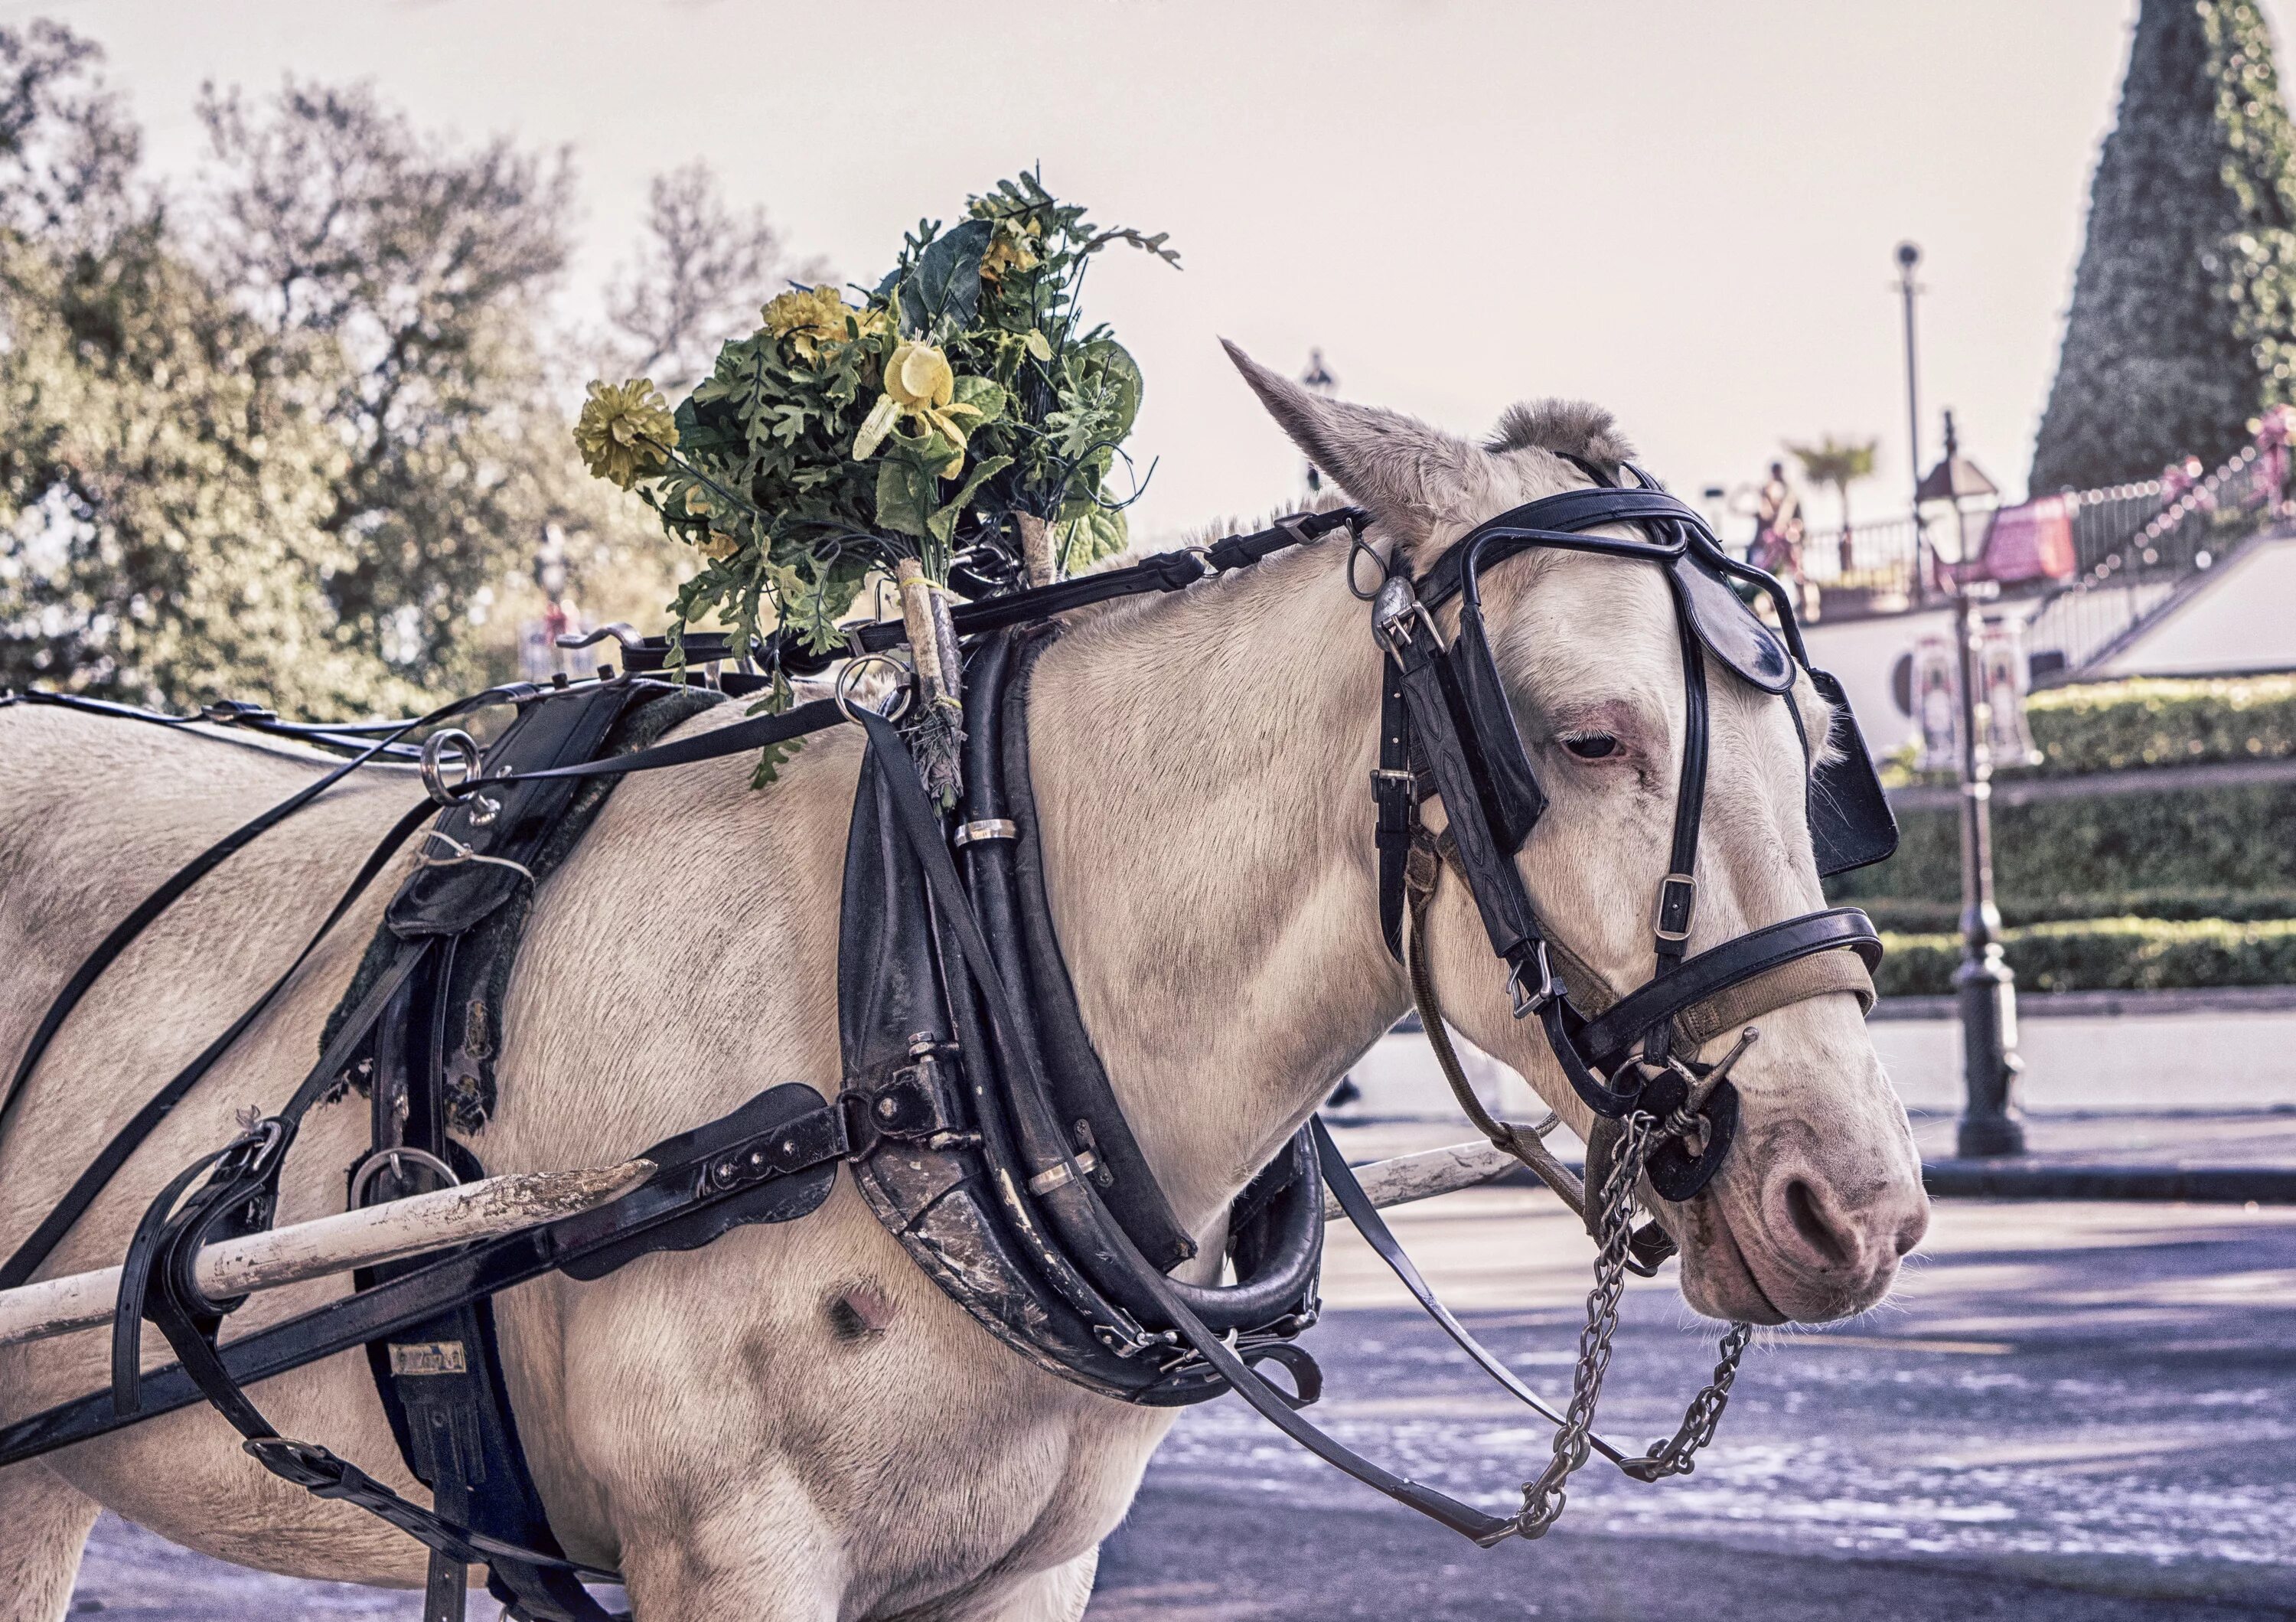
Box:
[0,1159,653,1350]
[1320,1138,1524,1221]
[2,1141,1540,1352]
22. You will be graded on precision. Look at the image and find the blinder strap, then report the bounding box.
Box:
[1380,613,1540,961]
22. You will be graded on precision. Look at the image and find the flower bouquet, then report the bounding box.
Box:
[574,171,1176,794]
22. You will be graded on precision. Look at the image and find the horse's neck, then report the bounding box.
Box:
[1027,543,1406,1226]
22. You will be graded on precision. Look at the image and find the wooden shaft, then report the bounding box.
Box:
[2,1140,1530,1353]
[0,1159,653,1350]
[1320,1138,1523,1221]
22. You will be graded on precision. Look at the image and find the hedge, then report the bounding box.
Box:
[1857,888,2296,932]
[1883,675,2296,785]
[2020,674,2296,777]
[1874,916,2296,997]
[1827,778,2296,905]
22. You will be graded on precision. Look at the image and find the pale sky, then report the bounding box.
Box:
[19,0,2274,537]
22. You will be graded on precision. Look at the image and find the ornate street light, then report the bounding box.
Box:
[1916,413,2026,1158]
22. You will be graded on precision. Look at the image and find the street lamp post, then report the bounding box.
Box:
[1301,349,1337,494]
[1896,243,1929,607]
[1916,414,2027,1158]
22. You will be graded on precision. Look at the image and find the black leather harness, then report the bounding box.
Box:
[1370,470,1891,1205]
[0,478,1904,1601]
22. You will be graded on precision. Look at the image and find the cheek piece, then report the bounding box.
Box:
[1366,464,1893,1206]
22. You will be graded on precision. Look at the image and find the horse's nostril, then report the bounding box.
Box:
[1782,1177,1857,1269]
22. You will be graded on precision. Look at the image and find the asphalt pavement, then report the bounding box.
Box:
[59,1176,2296,1620]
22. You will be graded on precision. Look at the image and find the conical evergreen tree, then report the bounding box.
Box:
[2031,0,2296,492]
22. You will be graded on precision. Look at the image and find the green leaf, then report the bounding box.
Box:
[1061,504,1128,568]
[1074,339,1143,440]
[951,375,1007,420]
[1024,328,1053,362]
[928,453,1014,544]
[899,217,994,339]
[876,454,938,540]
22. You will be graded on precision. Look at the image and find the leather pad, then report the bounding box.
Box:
[1671,554,1795,694]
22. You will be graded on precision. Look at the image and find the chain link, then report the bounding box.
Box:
[1506,1111,1754,1537]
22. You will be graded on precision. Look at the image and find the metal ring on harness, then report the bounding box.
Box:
[347,1146,461,1206]
[418,730,481,808]
[833,654,914,725]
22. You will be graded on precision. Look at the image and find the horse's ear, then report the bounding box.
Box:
[1222,340,1490,550]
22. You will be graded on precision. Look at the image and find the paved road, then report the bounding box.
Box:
[60,1181,2296,1619]
[1341,1015,2296,1122]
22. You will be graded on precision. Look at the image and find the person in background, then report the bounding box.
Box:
[1752,460,1820,621]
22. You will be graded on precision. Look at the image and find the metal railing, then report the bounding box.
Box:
[2024,442,2288,683]
[1779,435,2286,670]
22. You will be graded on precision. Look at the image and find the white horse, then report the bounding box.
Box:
[0,348,1928,1620]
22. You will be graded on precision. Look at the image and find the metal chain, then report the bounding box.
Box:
[1507,1111,1756,1536]
[1394,853,1755,1533]
[1512,1111,1652,1538]
[1617,1320,1753,1482]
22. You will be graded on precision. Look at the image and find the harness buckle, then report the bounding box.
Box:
[1506,941,1561,1020]
[1371,576,1429,654]
[1653,872,1698,944]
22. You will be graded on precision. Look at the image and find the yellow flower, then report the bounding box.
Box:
[980,230,1040,282]
[886,341,954,412]
[762,285,884,361]
[574,378,677,489]
[853,341,981,475]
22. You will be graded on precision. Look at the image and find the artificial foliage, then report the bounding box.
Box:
[2032,0,2296,491]
[577,172,1177,707]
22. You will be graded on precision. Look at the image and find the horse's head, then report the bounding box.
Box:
[1229,344,1928,1326]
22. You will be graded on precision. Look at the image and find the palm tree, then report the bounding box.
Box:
[1786,435,1879,576]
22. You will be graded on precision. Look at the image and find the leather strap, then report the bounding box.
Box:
[1,797,440,1293]
[1,1082,848,1470]
[1404,839,1678,1272]
[1577,909,1881,1068]
[0,684,529,1159]
[1312,1119,1630,1458]
[1372,662,1417,964]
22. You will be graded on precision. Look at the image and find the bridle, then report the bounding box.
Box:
[1367,468,1893,1201]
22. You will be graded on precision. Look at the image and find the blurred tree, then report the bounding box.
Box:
[2032,0,2296,491]
[0,22,798,713]
[606,161,817,397]
[196,80,578,687]
[1786,433,1878,571]
[0,23,426,714]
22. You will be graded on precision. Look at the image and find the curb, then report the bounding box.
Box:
[1479,1160,2296,1205]
[1870,985,2296,1019]
[1918,1159,2296,1203]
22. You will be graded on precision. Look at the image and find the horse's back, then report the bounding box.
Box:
[0,703,420,1240]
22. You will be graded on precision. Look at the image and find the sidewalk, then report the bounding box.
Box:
[1336,999,2296,1203]
[1342,999,2296,1125]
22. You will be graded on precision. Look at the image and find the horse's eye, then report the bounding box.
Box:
[1563,734,1619,761]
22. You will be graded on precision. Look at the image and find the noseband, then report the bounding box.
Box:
[1367,469,1893,1201]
